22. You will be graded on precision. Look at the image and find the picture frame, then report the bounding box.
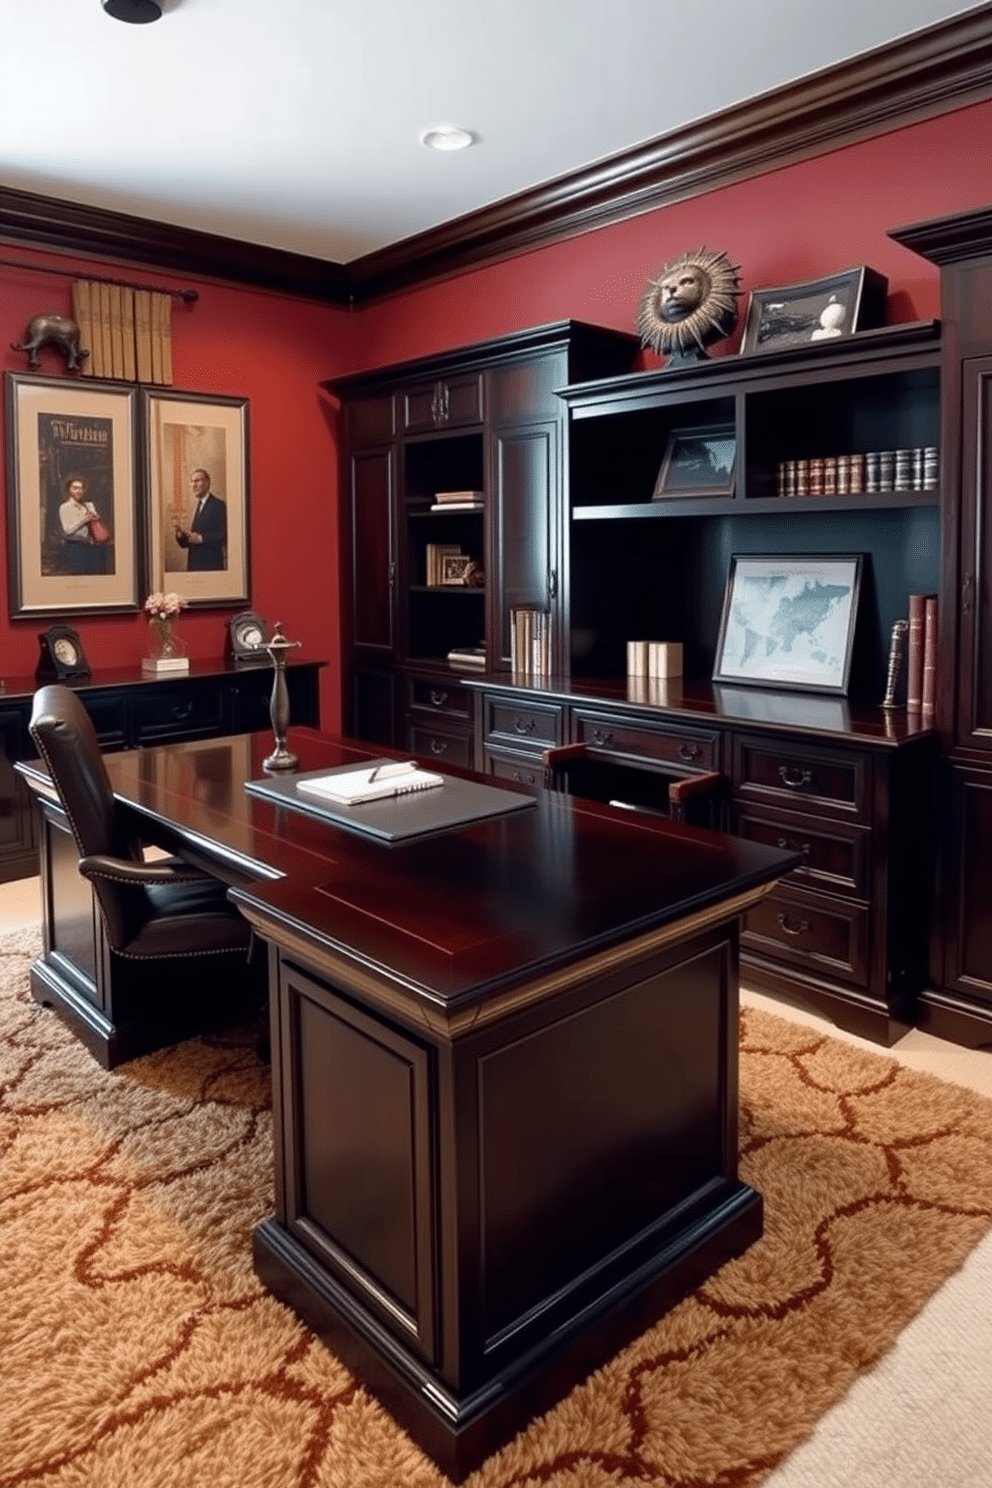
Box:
[712,553,863,695]
[739,267,888,355]
[653,423,736,500]
[143,388,250,608]
[4,372,141,617]
[441,553,475,585]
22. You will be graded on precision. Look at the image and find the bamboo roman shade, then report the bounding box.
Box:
[71,280,173,383]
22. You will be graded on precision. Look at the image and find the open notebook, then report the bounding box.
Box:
[295,759,444,807]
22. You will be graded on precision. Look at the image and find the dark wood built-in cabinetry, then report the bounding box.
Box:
[893,207,992,1047]
[330,312,950,1045]
[323,321,639,745]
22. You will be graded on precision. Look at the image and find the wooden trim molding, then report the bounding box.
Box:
[0,181,352,304]
[2,5,991,305]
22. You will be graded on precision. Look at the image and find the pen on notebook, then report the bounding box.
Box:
[367,765,382,783]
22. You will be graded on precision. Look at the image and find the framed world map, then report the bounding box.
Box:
[713,553,863,694]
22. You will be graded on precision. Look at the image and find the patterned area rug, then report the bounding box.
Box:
[2,924,992,1488]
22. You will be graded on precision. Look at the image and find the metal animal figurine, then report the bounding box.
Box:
[11,312,89,372]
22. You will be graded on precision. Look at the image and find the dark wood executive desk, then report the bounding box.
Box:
[21,727,796,1481]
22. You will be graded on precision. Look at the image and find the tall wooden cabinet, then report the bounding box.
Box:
[323,322,638,746]
[329,311,947,1045]
[893,207,992,1046]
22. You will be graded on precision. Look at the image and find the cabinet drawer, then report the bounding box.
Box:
[130,684,225,744]
[573,709,719,773]
[406,720,473,769]
[733,802,870,899]
[742,886,869,986]
[403,374,484,433]
[407,675,474,721]
[483,744,545,794]
[483,694,563,749]
[733,735,868,819]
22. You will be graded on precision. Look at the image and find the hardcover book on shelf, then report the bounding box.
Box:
[430,489,485,512]
[906,592,935,710]
[510,606,551,679]
[921,595,938,714]
[447,645,486,670]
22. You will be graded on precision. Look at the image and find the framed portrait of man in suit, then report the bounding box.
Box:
[143,388,249,607]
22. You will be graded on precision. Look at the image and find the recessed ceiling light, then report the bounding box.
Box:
[102,0,163,22]
[420,127,475,153]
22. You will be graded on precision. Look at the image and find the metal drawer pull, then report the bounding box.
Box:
[777,836,811,859]
[512,770,536,785]
[778,765,812,789]
[677,742,701,761]
[429,689,448,707]
[429,738,448,755]
[591,728,613,747]
[171,703,193,720]
[513,716,535,734]
[776,912,810,937]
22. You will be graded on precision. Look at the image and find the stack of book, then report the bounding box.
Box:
[510,607,552,678]
[446,644,486,671]
[430,489,485,512]
[906,592,938,714]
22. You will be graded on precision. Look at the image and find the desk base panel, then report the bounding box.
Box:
[254,1183,762,1482]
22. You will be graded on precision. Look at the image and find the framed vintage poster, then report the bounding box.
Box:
[143,389,249,608]
[713,553,863,695]
[4,372,141,616]
[653,423,736,499]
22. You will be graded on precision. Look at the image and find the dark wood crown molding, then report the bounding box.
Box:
[349,3,992,301]
[0,181,352,304]
[2,5,990,305]
[889,204,992,265]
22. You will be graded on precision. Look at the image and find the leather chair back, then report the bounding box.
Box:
[29,685,143,946]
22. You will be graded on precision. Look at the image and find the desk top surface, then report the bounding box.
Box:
[27,728,797,1013]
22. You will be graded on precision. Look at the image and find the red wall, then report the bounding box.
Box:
[3,99,991,739]
[352,99,992,370]
[1,244,355,732]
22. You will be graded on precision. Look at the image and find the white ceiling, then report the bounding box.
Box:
[0,0,983,265]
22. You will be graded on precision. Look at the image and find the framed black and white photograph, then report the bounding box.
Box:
[653,423,736,500]
[143,388,250,608]
[4,372,141,617]
[739,267,887,355]
[713,553,863,695]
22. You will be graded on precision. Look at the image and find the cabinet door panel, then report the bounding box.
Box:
[490,422,557,668]
[958,357,992,749]
[941,764,992,1000]
[350,448,395,653]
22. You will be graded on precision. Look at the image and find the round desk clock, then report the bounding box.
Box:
[229,610,270,664]
[36,625,91,681]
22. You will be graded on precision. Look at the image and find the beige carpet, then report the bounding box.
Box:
[2,926,992,1488]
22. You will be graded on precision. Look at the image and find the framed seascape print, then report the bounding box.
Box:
[653,423,736,500]
[739,267,888,355]
[143,388,249,608]
[5,373,141,617]
[712,553,863,695]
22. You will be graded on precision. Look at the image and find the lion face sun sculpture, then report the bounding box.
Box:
[638,247,741,364]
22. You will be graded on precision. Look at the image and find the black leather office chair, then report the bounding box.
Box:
[28,683,264,1066]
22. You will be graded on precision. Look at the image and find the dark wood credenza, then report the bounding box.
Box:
[0,657,323,883]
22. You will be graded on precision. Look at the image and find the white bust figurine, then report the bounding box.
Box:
[811,297,847,340]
